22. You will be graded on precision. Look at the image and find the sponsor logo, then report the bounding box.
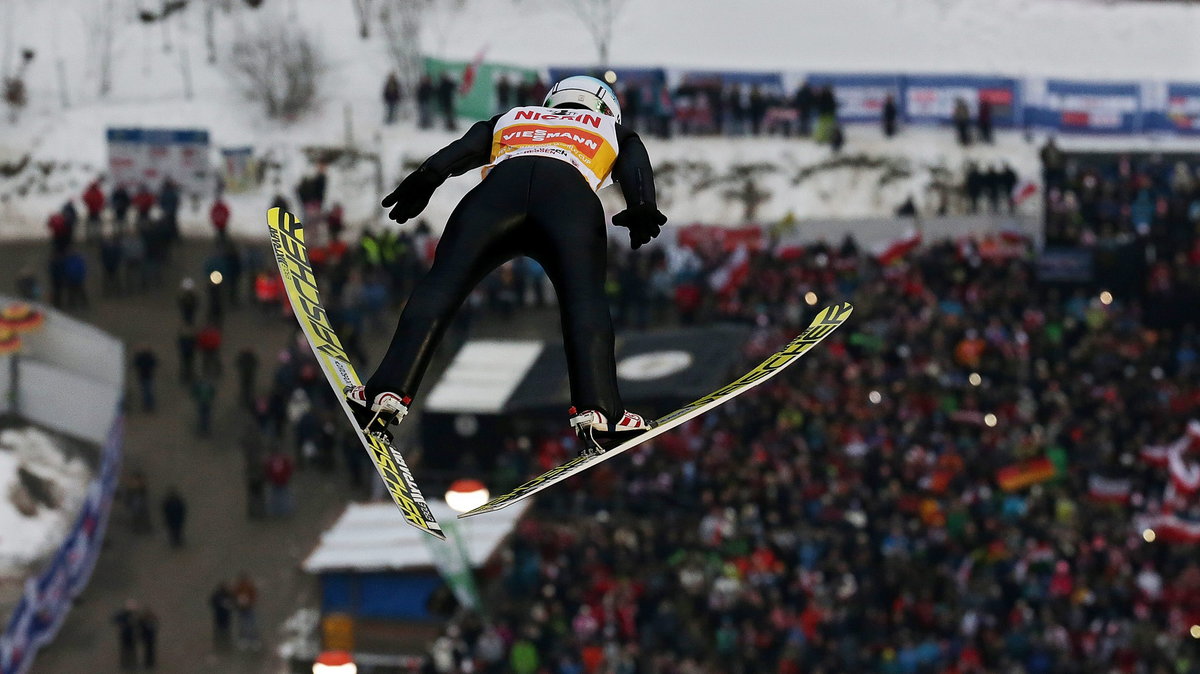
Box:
[499,124,605,159]
[514,109,603,128]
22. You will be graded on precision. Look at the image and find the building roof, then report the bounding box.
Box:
[301,499,529,574]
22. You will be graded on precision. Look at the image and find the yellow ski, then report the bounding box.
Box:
[267,208,444,539]
[460,302,854,518]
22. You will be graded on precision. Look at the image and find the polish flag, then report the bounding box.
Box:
[709,245,751,296]
[873,227,922,266]
[1012,180,1038,206]
[459,47,488,96]
[1087,475,1131,504]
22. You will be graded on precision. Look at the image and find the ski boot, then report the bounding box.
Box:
[569,407,649,457]
[345,386,410,442]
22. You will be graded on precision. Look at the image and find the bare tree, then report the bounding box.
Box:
[350,0,373,38]
[565,0,626,66]
[229,26,323,118]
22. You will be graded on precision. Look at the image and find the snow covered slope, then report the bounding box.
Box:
[1,0,1198,239]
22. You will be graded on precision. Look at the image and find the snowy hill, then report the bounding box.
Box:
[1,0,1198,239]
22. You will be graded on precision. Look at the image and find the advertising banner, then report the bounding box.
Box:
[903,75,1019,126]
[0,416,123,674]
[803,73,902,122]
[106,128,212,197]
[1155,83,1200,133]
[1031,80,1141,133]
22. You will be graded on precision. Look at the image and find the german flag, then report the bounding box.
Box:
[0,328,20,354]
[0,303,44,332]
[996,457,1058,492]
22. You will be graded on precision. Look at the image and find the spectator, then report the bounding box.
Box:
[177,327,197,383]
[197,322,222,378]
[62,248,88,309]
[192,377,216,437]
[178,277,199,326]
[999,162,1018,213]
[814,85,838,143]
[748,84,766,136]
[110,183,131,234]
[209,582,235,650]
[161,486,187,547]
[121,230,147,291]
[236,348,259,407]
[209,197,231,241]
[99,234,123,295]
[882,93,898,138]
[953,97,972,145]
[47,209,71,255]
[132,346,158,412]
[416,74,434,129]
[112,600,140,670]
[965,162,984,213]
[137,607,158,670]
[437,71,457,131]
[264,448,295,516]
[978,97,994,144]
[82,179,106,242]
[326,203,345,241]
[132,184,155,228]
[382,71,401,124]
[1039,136,1066,192]
[61,200,78,239]
[232,573,260,650]
[158,179,181,242]
[122,470,153,534]
[793,81,814,137]
[495,73,511,113]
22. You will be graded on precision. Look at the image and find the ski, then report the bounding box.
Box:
[459,301,854,518]
[267,208,444,539]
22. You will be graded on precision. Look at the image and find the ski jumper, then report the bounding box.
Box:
[366,106,660,421]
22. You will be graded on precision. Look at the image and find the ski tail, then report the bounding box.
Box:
[459,302,854,517]
[267,208,444,539]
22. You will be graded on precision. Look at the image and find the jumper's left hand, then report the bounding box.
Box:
[382,168,441,224]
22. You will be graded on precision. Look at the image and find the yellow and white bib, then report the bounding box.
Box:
[488,106,620,191]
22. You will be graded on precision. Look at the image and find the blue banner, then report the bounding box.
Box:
[1030,80,1141,133]
[680,70,784,93]
[804,73,902,122]
[903,75,1020,127]
[1,416,123,674]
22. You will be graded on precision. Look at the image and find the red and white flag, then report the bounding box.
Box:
[459,47,488,96]
[709,245,751,296]
[873,227,922,266]
[1087,475,1131,504]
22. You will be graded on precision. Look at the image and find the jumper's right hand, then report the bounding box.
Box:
[381,168,441,224]
[612,204,667,250]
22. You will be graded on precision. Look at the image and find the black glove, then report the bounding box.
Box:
[381,168,442,224]
[612,204,666,250]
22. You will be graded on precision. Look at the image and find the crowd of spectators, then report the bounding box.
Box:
[1043,149,1200,260]
[414,163,1200,672]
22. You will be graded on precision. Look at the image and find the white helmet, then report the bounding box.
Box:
[543,75,622,124]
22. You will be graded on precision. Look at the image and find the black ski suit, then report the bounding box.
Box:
[366,111,662,422]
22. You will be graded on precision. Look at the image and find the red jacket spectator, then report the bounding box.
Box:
[196,324,222,353]
[47,212,67,238]
[210,200,231,234]
[264,452,294,487]
[132,187,155,217]
[82,181,106,217]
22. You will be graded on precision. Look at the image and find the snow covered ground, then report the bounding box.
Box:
[0,427,93,578]
[1,0,1199,239]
